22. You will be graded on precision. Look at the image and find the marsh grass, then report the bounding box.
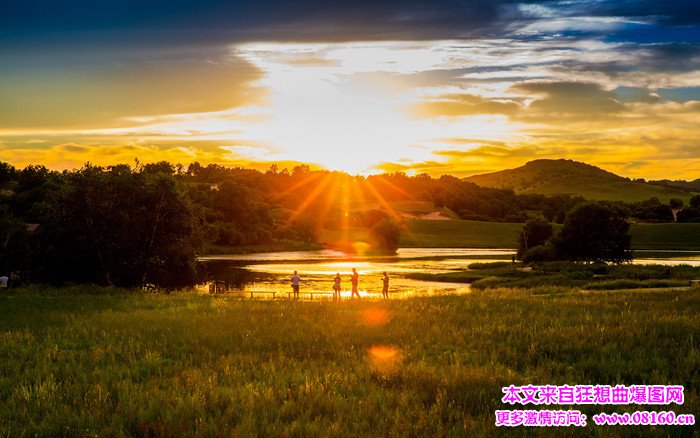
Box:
[0,287,698,436]
[409,262,700,292]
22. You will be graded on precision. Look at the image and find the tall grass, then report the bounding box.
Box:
[0,287,698,436]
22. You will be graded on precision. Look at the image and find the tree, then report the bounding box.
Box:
[32,166,204,288]
[552,202,631,263]
[690,195,700,209]
[0,204,28,275]
[669,198,684,209]
[516,217,553,260]
[676,208,700,223]
[369,218,401,254]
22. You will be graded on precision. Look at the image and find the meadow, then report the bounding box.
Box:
[401,220,700,251]
[1,286,698,436]
[407,263,700,291]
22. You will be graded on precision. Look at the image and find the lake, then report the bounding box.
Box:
[199,248,700,299]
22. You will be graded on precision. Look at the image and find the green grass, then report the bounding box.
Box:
[407,262,700,291]
[398,219,700,251]
[204,240,324,255]
[401,219,523,248]
[630,223,700,251]
[0,286,698,436]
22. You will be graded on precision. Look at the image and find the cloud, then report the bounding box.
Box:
[411,93,521,118]
[0,0,524,46]
[0,49,264,130]
[0,140,306,171]
[512,81,625,119]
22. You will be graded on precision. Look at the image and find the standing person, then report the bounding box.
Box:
[350,268,360,299]
[382,272,390,299]
[290,271,300,299]
[0,275,7,289]
[333,273,342,301]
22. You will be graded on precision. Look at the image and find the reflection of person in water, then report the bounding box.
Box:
[350,268,360,298]
[382,272,390,299]
[291,271,300,299]
[333,273,342,301]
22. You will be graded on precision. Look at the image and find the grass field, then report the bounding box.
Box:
[400,219,700,251]
[629,223,700,250]
[1,287,698,436]
[401,220,523,248]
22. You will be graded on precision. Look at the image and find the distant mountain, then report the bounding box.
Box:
[465,159,697,203]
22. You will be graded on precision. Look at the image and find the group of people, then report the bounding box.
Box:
[290,269,390,300]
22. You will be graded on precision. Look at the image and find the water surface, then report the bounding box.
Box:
[200,248,700,299]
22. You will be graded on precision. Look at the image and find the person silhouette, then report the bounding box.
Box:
[333,272,342,300]
[291,271,300,299]
[350,268,360,299]
[382,272,390,299]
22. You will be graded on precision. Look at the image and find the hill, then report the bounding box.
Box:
[465,159,696,203]
[649,178,700,192]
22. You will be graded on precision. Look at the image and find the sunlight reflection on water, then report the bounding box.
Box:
[199,248,700,299]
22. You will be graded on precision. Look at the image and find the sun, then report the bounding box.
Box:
[239,43,440,174]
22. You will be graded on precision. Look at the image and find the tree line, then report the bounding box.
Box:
[1,160,694,288]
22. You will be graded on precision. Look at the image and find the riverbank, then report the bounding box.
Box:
[406,261,700,290]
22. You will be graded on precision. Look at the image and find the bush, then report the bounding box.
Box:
[522,245,555,264]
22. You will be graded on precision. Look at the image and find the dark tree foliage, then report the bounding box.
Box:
[0,204,28,275]
[516,217,553,260]
[552,202,632,263]
[669,198,684,209]
[25,165,204,288]
[690,195,700,209]
[629,198,674,222]
[676,208,700,223]
[369,218,401,254]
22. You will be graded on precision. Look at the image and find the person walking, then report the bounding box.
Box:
[350,268,360,299]
[0,275,8,289]
[333,273,342,301]
[291,271,300,299]
[381,271,390,299]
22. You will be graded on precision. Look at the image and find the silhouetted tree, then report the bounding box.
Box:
[690,195,700,209]
[370,218,401,254]
[669,198,684,209]
[516,217,553,260]
[32,165,204,288]
[552,202,631,263]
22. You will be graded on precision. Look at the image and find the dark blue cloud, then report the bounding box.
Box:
[0,0,519,45]
[2,0,697,46]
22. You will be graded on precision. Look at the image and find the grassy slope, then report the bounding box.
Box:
[401,219,522,248]
[0,287,697,436]
[401,219,700,251]
[465,159,695,203]
[629,223,700,250]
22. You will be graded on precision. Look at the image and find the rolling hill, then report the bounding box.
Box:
[465,159,697,203]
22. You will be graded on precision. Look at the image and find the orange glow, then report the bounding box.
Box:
[361,307,390,327]
[286,174,333,224]
[366,345,402,376]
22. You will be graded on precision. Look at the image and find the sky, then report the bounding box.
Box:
[1,0,699,179]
